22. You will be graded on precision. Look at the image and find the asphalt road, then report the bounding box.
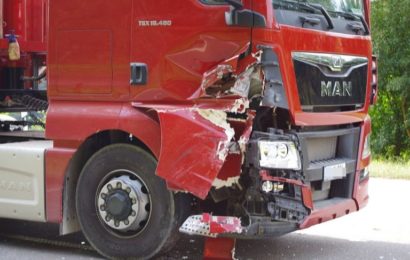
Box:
[0,178,410,260]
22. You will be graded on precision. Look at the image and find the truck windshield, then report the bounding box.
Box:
[273,0,364,16]
[307,0,363,15]
[272,0,367,35]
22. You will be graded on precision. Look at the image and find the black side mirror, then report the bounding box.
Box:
[225,3,266,28]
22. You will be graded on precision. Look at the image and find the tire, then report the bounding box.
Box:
[76,144,185,259]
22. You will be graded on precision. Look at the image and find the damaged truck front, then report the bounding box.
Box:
[136,0,376,240]
[0,0,376,259]
[146,46,310,237]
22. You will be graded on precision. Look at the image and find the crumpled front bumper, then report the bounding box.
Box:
[178,117,371,239]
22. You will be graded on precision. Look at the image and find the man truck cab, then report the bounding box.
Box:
[0,0,375,259]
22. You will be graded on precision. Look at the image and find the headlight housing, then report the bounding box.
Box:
[259,140,301,170]
[362,134,371,159]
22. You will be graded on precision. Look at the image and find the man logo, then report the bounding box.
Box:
[330,56,344,72]
[321,81,352,97]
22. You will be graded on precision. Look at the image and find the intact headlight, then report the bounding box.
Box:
[362,134,371,159]
[259,141,301,170]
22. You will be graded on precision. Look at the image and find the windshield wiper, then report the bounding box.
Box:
[307,3,334,29]
[331,11,370,35]
[273,0,334,29]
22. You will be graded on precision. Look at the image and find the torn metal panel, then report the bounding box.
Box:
[201,64,235,92]
[211,112,254,189]
[199,45,262,100]
[258,46,289,109]
[130,47,269,198]
[201,65,262,100]
[198,47,292,115]
[229,98,250,114]
[237,113,254,155]
[197,43,251,96]
[153,107,233,199]
[212,153,243,190]
[133,98,248,114]
[198,46,292,111]
[232,70,252,98]
[131,48,290,198]
[212,176,240,190]
[197,109,235,161]
[133,100,255,198]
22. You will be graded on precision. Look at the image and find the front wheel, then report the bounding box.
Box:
[76,144,184,259]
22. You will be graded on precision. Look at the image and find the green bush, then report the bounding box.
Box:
[370,0,410,161]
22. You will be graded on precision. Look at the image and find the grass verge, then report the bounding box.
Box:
[370,160,410,180]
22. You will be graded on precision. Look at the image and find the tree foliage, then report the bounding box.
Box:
[371,0,410,160]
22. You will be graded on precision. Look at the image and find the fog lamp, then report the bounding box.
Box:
[262,181,274,193]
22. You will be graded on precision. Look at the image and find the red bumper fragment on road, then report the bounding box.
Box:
[180,213,243,237]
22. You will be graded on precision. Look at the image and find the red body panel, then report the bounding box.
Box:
[155,109,230,199]
[130,1,251,101]
[301,198,357,229]
[47,0,132,100]
[45,0,252,219]
[45,147,75,223]
[45,102,161,222]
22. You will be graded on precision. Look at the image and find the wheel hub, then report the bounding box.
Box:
[105,190,132,220]
[97,174,150,232]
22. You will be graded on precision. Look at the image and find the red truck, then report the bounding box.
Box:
[0,0,377,259]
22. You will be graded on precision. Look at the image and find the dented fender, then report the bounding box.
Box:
[133,101,254,199]
[131,47,280,199]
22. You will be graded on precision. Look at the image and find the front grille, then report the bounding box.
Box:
[296,127,360,201]
[292,52,368,112]
[306,136,337,162]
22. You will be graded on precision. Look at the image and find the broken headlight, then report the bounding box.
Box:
[259,141,301,170]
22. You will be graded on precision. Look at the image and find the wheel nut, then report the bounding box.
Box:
[105,216,111,222]
[126,187,131,193]
[107,184,113,191]
[100,205,106,211]
[132,199,137,204]
[116,182,122,189]
[101,193,107,199]
[124,220,129,225]
[115,221,120,227]
[131,211,136,216]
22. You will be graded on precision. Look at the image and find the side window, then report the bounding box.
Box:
[200,0,227,4]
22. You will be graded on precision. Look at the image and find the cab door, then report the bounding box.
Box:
[48,0,133,99]
[130,0,253,102]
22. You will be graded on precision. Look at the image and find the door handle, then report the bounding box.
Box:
[130,63,148,85]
